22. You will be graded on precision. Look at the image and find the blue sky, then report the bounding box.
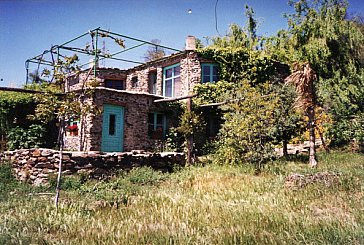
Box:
[0,0,363,88]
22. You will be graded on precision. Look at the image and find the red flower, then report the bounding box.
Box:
[68,125,78,131]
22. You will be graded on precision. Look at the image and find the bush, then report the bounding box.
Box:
[213,81,278,168]
[127,166,167,185]
[48,173,88,191]
[7,124,46,150]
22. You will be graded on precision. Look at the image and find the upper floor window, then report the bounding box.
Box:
[148,71,157,94]
[68,76,79,86]
[105,79,125,90]
[163,64,181,97]
[201,64,218,83]
[131,76,138,88]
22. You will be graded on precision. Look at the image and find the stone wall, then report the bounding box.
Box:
[0,148,185,185]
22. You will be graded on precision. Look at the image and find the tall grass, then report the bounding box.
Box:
[0,152,363,244]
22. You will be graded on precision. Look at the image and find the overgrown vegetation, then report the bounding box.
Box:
[192,0,364,167]
[0,91,59,150]
[0,152,363,244]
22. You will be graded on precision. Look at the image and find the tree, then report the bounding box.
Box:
[285,63,318,167]
[266,0,364,152]
[213,81,277,169]
[143,39,165,62]
[270,83,305,156]
[210,5,259,50]
[194,5,306,167]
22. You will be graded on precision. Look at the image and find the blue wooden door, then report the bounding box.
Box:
[101,104,124,152]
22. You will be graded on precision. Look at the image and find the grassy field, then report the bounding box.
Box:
[0,152,363,244]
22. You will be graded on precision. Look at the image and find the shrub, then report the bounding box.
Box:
[7,124,46,150]
[0,162,19,198]
[213,81,278,168]
[127,166,167,185]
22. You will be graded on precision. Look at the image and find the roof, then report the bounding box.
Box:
[72,86,166,99]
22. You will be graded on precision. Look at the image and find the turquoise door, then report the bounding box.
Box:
[101,104,124,152]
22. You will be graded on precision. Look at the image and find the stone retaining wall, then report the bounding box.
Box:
[0,148,185,185]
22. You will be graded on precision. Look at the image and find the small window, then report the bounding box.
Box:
[201,64,219,83]
[148,112,166,139]
[68,76,79,86]
[109,114,116,135]
[105,79,124,90]
[132,76,138,88]
[67,118,79,136]
[148,72,157,94]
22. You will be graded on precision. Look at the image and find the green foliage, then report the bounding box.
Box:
[195,18,290,165]
[7,124,46,150]
[164,127,184,152]
[270,83,305,147]
[0,92,35,135]
[197,47,280,84]
[48,173,87,191]
[176,109,205,138]
[209,5,259,50]
[0,162,19,198]
[127,166,167,185]
[0,91,58,150]
[266,0,364,146]
[328,113,364,149]
[193,81,235,105]
[214,81,278,167]
[31,92,83,123]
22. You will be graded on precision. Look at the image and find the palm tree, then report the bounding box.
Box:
[285,63,318,167]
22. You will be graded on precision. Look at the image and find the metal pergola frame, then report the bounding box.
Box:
[25,27,182,84]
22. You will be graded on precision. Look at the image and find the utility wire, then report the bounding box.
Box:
[215,0,221,36]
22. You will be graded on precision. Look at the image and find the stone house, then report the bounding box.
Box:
[64,36,219,152]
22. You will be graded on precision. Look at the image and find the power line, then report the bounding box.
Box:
[215,0,221,36]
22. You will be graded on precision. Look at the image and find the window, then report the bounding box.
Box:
[148,71,157,94]
[68,76,79,86]
[148,113,167,139]
[163,64,181,97]
[131,76,138,88]
[109,114,116,135]
[201,64,219,83]
[67,118,79,136]
[105,79,125,90]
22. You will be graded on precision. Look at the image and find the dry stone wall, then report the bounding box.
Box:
[0,148,185,186]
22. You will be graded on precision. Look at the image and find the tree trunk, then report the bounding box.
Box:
[307,107,317,168]
[186,97,193,166]
[318,127,330,153]
[55,117,64,209]
[283,139,288,156]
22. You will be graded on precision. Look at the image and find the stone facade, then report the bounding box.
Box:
[63,50,214,152]
[1,148,185,185]
[89,88,168,152]
[66,51,212,97]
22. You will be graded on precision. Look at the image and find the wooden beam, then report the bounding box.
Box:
[199,101,227,107]
[186,97,193,166]
[153,94,197,103]
[198,94,272,108]
[0,87,64,96]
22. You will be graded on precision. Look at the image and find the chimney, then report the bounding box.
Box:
[185,35,196,51]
